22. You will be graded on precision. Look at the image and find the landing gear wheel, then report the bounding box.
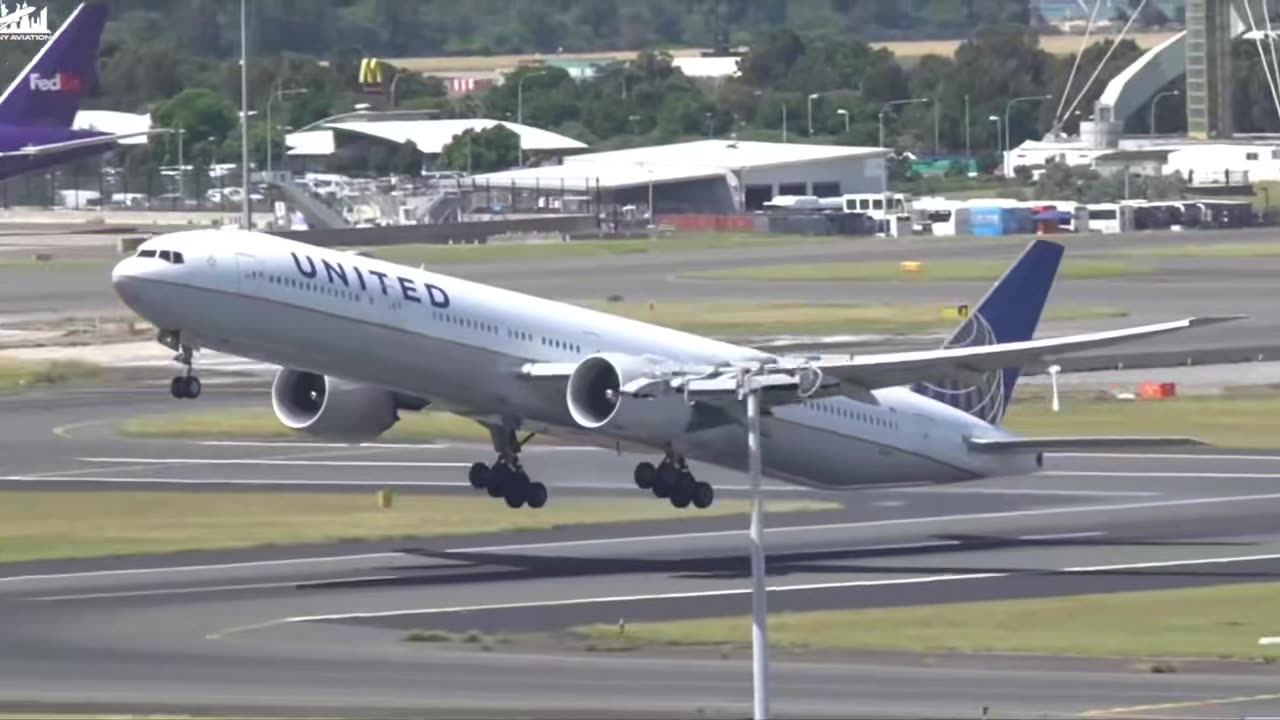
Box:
[169,376,183,399]
[503,470,530,509]
[634,462,656,490]
[525,482,548,509]
[468,462,490,490]
[692,481,714,509]
[486,464,509,498]
[670,470,696,509]
[653,464,678,499]
[182,375,201,399]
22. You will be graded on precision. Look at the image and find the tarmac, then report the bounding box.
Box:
[1,386,1280,718]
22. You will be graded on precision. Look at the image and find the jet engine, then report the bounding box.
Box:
[270,368,404,441]
[565,353,693,438]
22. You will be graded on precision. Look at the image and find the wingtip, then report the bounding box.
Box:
[1187,314,1248,327]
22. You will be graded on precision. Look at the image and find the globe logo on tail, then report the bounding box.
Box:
[910,311,1008,425]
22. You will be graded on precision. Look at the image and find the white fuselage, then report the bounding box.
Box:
[110,230,1038,491]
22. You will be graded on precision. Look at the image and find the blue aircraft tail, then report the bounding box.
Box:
[910,239,1064,426]
[0,2,106,128]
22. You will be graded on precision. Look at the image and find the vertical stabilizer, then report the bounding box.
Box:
[910,239,1064,425]
[0,2,106,128]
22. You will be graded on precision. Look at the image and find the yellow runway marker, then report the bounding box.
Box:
[1083,692,1280,717]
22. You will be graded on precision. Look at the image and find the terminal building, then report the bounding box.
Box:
[467,139,890,215]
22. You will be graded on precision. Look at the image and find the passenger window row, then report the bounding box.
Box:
[803,400,898,430]
[136,249,185,264]
[430,310,582,354]
[263,272,366,304]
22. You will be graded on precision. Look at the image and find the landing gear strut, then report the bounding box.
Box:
[467,423,547,509]
[160,331,201,400]
[634,449,713,509]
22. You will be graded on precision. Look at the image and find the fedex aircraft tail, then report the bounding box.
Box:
[0,2,106,128]
[910,239,1064,426]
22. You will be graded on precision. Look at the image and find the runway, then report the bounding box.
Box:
[2,388,1280,717]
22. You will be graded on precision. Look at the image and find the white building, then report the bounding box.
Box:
[468,139,889,214]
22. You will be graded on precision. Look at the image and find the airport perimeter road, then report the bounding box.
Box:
[2,387,1280,717]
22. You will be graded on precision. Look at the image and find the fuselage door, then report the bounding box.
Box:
[583,331,602,354]
[235,252,263,294]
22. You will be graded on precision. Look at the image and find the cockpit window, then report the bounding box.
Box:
[158,250,172,262]
[172,252,184,264]
[137,249,156,258]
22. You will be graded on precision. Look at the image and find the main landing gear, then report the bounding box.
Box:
[159,330,201,400]
[633,449,714,509]
[467,424,547,510]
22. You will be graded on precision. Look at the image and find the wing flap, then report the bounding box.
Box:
[808,315,1241,390]
[966,436,1206,453]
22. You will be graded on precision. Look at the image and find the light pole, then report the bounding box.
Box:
[964,94,971,160]
[266,86,308,177]
[239,0,249,229]
[782,102,787,142]
[389,71,403,108]
[1149,89,1181,135]
[1003,94,1052,176]
[1048,364,1061,413]
[878,98,931,149]
[628,114,641,134]
[736,367,769,720]
[836,108,849,134]
[806,93,819,136]
[516,70,546,126]
[988,115,1001,173]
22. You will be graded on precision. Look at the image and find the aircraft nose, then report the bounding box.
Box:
[111,256,148,308]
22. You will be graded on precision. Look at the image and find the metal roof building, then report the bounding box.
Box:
[470,139,889,213]
[284,111,587,158]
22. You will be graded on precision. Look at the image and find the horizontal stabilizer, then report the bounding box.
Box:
[966,436,1206,453]
[0,130,156,158]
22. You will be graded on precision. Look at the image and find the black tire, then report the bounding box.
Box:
[634,461,657,490]
[526,481,548,509]
[653,463,678,499]
[692,481,714,509]
[169,377,183,399]
[486,465,509,498]
[468,462,489,489]
[183,376,202,399]
[670,488,692,508]
[504,482,526,509]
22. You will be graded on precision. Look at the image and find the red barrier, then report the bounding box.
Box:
[656,214,759,232]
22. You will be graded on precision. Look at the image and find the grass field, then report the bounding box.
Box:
[582,300,1128,336]
[1002,393,1280,448]
[1118,241,1280,258]
[574,581,1280,660]
[388,32,1179,73]
[358,233,828,265]
[683,259,1143,283]
[0,359,103,392]
[0,491,833,563]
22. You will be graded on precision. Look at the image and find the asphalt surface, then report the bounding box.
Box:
[2,387,1280,718]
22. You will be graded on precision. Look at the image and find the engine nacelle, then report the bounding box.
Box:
[566,353,692,438]
[271,368,399,441]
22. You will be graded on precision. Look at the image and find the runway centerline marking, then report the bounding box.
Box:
[1017,531,1105,541]
[227,551,1280,636]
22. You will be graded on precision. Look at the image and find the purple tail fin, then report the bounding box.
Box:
[0,2,106,128]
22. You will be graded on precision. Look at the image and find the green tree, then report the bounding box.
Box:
[438,126,519,173]
[152,88,238,145]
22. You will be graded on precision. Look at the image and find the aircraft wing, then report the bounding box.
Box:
[965,436,1206,453]
[0,130,156,158]
[799,315,1240,392]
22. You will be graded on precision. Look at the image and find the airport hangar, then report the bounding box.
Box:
[467,140,892,214]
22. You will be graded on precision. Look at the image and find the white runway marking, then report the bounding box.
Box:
[257,552,1280,629]
[28,574,400,601]
[1045,471,1280,479]
[890,486,1156,497]
[1017,531,1106,541]
[76,457,471,468]
[0,552,404,584]
[457,491,1280,553]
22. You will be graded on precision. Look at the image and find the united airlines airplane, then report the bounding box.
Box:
[111,230,1232,510]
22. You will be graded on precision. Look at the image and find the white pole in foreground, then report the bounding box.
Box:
[1048,364,1061,413]
[744,372,770,720]
[239,0,250,229]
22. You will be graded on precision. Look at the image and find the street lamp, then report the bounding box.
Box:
[704,111,714,137]
[238,0,249,229]
[878,98,931,149]
[266,85,308,177]
[516,70,546,126]
[836,108,849,134]
[806,93,819,136]
[1149,89,1181,135]
[988,115,1001,172]
[628,114,641,134]
[1004,94,1052,176]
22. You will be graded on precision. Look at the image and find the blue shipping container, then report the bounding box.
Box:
[965,206,1033,236]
